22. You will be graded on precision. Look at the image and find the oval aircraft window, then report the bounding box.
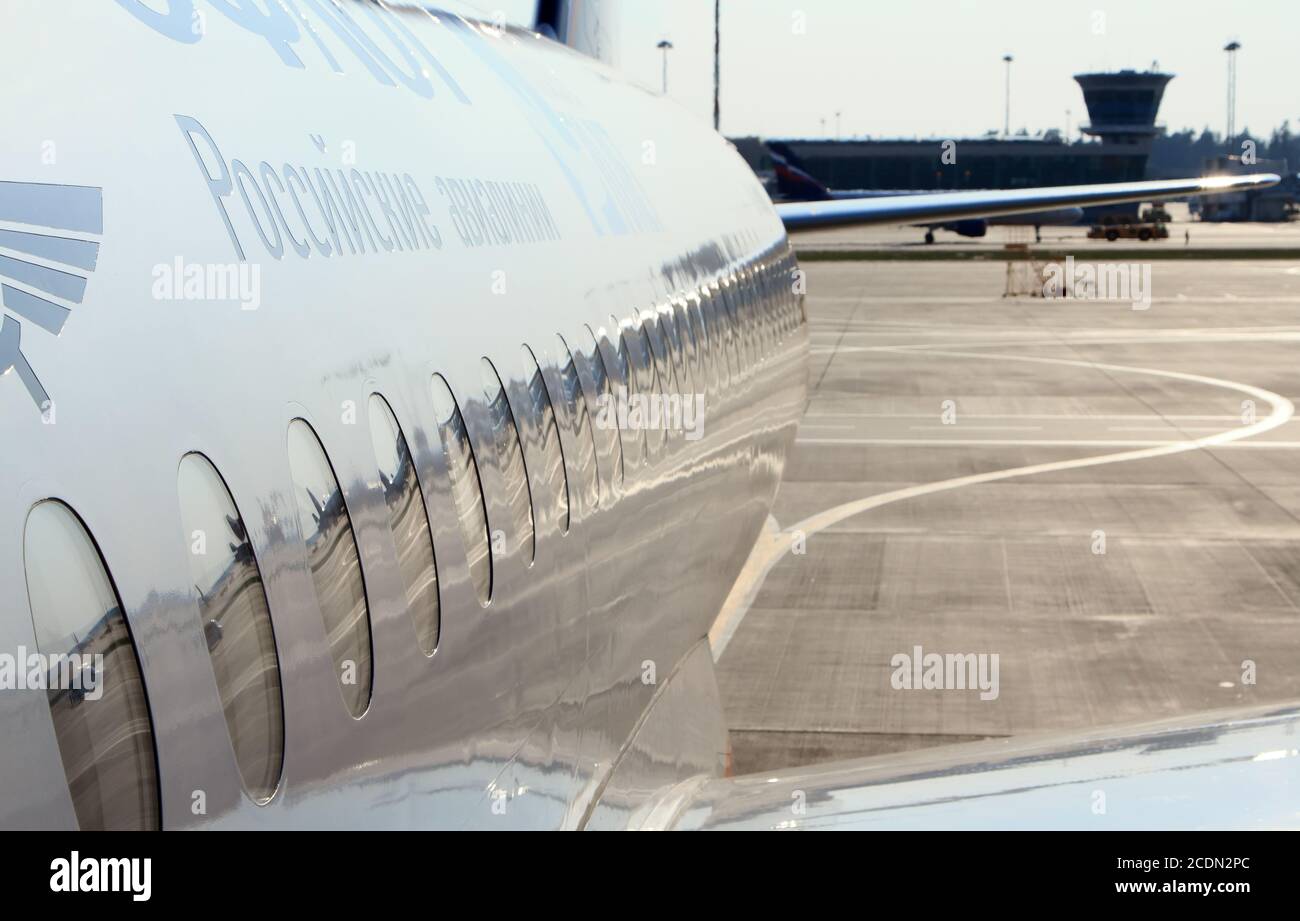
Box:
[616,320,652,465]
[557,334,601,512]
[726,271,754,372]
[702,285,735,389]
[23,500,160,831]
[718,277,746,381]
[762,263,779,351]
[660,304,692,398]
[688,291,718,398]
[753,264,771,355]
[581,325,625,487]
[177,454,284,803]
[670,300,699,401]
[735,271,755,368]
[748,266,767,361]
[786,253,802,333]
[430,374,492,606]
[286,420,374,718]
[521,345,571,534]
[743,268,762,364]
[481,358,537,565]
[642,310,677,398]
[367,395,440,656]
[776,257,793,337]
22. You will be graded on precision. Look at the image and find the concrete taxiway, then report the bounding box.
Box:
[713,240,1300,775]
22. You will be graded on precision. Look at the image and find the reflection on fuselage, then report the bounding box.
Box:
[482,357,536,565]
[555,335,601,513]
[521,345,570,535]
[369,394,440,656]
[431,374,493,606]
[24,500,160,830]
[581,325,626,487]
[177,453,284,803]
[287,420,374,718]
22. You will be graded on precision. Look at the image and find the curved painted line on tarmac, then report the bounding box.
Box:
[709,347,1296,660]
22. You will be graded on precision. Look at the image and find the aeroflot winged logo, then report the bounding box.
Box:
[0,181,104,414]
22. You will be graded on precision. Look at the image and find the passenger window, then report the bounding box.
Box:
[521,345,571,534]
[430,374,492,606]
[367,395,440,656]
[613,318,648,467]
[625,319,665,458]
[659,303,692,398]
[734,268,758,367]
[556,334,601,511]
[788,254,802,333]
[777,256,793,337]
[286,419,373,718]
[177,454,284,803]
[772,260,787,341]
[24,500,160,830]
[582,324,625,486]
[642,310,677,398]
[765,262,782,347]
[790,254,800,330]
[755,264,772,352]
[690,289,719,397]
[672,298,701,403]
[737,270,758,368]
[481,358,536,565]
[707,280,738,382]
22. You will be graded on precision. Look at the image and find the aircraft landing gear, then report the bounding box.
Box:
[924,230,935,244]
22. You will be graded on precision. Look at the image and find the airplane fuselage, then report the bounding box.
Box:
[0,1,806,830]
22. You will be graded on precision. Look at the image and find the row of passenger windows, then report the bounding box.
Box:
[21,249,803,829]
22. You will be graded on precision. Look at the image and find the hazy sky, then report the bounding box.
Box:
[456,0,1296,141]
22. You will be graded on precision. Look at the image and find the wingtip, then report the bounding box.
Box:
[1198,172,1282,191]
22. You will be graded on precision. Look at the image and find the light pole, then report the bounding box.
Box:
[1224,40,1241,143]
[713,0,721,131]
[1002,53,1013,137]
[656,39,673,94]
[835,110,842,139]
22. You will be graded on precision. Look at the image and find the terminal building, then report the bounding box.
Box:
[744,70,1176,217]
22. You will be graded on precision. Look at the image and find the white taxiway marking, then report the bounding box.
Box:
[797,438,1211,447]
[795,438,1300,448]
[709,348,1295,661]
[906,424,1044,432]
[804,412,1241,421]
[809,330,1300,355]
[1104,425,1237,433]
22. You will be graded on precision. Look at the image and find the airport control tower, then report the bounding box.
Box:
[1074,70,1173,169]
[1073,69,1173,216]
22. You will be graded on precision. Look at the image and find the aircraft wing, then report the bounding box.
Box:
[634,700,1300,830]
[775,173,1281,231]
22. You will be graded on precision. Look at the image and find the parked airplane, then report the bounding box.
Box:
[769,145,1085,243]
[0,0,1284,830]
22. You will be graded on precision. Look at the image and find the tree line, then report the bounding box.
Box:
[1147,123,1300,177]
